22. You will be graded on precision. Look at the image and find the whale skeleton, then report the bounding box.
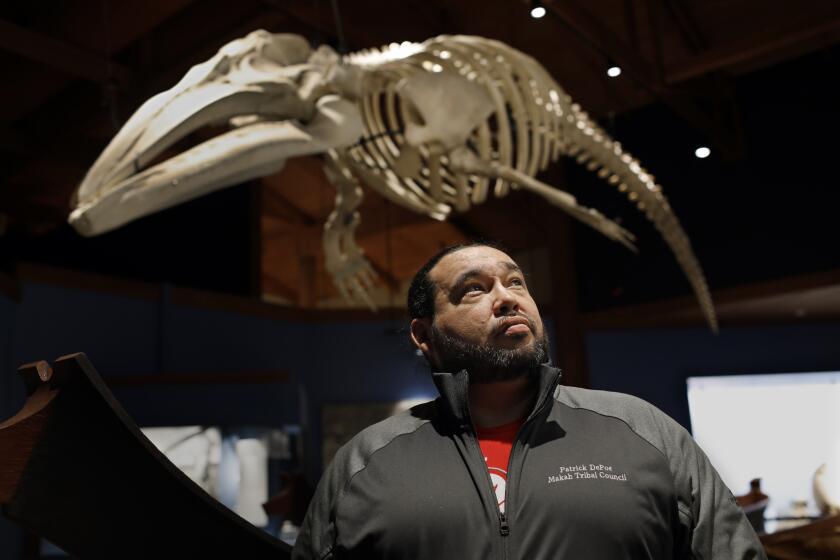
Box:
[69,30,717,331]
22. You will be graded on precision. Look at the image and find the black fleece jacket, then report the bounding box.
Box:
[293,365,765,559]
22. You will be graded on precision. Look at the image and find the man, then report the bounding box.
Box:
[293,242,765,559]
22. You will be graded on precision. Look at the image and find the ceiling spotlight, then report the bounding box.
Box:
[607,65,622,78]
[530,1,546,19]
[695,146,711,159]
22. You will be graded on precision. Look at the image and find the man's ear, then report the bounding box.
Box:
[410,318,433,356]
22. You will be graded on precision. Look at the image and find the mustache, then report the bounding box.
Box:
[492,312,538,335]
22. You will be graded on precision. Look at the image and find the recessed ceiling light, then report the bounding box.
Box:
[607,66,622,78]
[531,5,546,18]
[695,146,711,159]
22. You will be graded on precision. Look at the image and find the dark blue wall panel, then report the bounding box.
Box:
[587,324,840,431]
[11,283,158,374]
[115,302,311,429]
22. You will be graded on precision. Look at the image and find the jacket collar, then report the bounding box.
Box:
[432,363,562,430]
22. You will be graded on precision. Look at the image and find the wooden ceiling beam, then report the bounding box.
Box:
[545,1,743,157]
[0,0,198,124]
[666,16,840,84]
[546,2,663,87]
[0,19,132,86]
[622,0,641,52]
[663,0,707,52]
[642,0,667,82]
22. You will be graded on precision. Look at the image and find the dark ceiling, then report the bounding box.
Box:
[0,0,838,313]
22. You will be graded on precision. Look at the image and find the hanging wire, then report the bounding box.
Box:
[100,0,120,131]
[329,0,348,54]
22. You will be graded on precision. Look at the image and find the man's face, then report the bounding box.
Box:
[420,246,548,381]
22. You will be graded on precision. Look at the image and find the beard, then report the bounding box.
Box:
[428,319,550,383]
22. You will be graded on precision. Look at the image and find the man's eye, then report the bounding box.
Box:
[465,284,484,293]
[510,278,524,287]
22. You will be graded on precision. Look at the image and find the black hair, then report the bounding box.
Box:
[406,240,504,320]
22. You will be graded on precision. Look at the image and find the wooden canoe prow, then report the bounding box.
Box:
[0,352,291,558]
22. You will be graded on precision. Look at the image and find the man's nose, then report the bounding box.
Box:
[491,282,519,316]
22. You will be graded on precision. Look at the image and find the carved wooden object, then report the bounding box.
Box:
[761,514,840,560]
[0,353,291,558]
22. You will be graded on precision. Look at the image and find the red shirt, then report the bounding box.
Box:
[476,418,524,513]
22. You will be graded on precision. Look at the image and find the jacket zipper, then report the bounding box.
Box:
[467,400,551,547]
[466,431,511,542]
[498,378,558,546]
[465,419,523,560]
[464,369,561,558]
[499,421,527,542]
